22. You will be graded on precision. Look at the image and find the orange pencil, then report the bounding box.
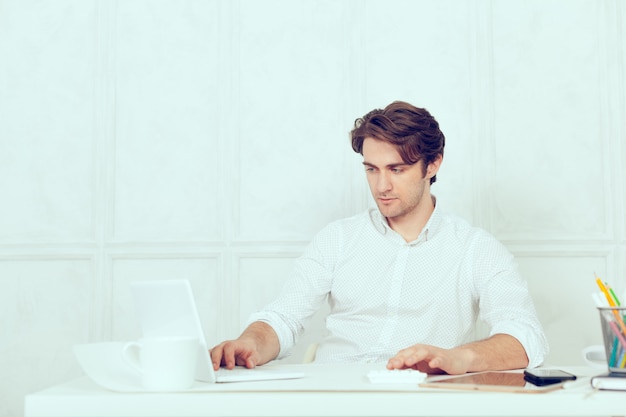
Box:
[595,276,626,334]
[595,277,615,306]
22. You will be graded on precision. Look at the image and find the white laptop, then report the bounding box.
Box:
[129,279,305,383]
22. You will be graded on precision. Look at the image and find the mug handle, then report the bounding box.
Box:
[122,342,143,374]
[582,345,607,369]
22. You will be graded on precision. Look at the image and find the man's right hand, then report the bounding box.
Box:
[209,321,280,370]
[210,338,262,370]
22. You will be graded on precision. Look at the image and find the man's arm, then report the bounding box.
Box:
[209,321,280,370]
[386,333,528,375]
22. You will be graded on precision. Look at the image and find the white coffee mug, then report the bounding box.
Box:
[582,344,607,369]
[122,336,199,391]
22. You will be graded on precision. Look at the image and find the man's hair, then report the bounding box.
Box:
[350,101,445,184]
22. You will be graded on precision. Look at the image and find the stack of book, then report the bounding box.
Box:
[590,372,626,390]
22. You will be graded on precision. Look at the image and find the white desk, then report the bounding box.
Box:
[24,364,625,417]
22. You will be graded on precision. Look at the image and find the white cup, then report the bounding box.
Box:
[122,336,199,391]
[582,344,607,369]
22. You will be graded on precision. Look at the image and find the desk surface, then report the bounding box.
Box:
[25,364,625,417]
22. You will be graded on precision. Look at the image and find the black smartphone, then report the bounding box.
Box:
[523,369,577,386]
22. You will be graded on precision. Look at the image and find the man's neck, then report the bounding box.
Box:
[387,195,436,243]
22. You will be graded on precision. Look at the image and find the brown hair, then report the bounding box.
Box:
[350,101,445,184]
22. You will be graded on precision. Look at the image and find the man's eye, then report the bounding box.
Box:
[391,168,403,174]
[365,167,375,172]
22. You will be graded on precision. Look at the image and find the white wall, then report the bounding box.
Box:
[1,0,625,415]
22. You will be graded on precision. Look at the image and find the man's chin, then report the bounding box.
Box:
[376,206,398,219]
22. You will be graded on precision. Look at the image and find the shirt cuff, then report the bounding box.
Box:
[246,311,296,360]
[489,322,549,368]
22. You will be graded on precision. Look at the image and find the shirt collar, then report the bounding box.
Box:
[418,201,441,243]
[368,196,442,244]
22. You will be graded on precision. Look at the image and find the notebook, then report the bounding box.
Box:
[129,279,305,383]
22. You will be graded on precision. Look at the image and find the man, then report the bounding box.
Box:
[210,101,548,375]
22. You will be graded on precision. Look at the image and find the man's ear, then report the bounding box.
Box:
[426,155,443,179]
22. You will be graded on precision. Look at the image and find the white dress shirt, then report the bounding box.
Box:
[248,204,549,367]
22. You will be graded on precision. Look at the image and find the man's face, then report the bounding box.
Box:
[362,137,437,222]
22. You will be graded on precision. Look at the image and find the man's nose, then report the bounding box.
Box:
[376,172,392,193]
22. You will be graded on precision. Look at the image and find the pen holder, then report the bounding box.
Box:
[597,306,626,374]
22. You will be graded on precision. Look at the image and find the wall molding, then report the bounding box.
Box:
[469,0,495,231]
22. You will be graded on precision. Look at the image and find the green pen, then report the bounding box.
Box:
[605,282,625,321]
[609,337,619,368]
[608,286,621,306]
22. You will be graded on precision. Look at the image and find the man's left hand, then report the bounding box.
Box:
[386,344,472,375]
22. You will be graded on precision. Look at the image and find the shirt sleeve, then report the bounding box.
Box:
[471,231,550,368]
[246,222,341,359]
